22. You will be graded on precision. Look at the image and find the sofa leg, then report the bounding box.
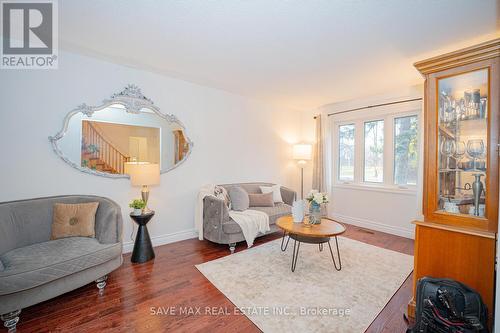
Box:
[95,275,108,294]
[229,243,236,254]
[1,309,21,332]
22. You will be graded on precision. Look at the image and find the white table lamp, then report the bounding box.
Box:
[126,162,160,213]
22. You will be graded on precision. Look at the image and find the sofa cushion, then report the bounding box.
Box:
[248,192,274,207]
[260,185,284,203]
[252,203,292,223]
[52,202,99,239]
[228,186,249,211]
[222,203,292,234]
[0,237,121,295]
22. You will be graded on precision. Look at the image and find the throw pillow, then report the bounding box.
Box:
[248,192,275,207]
[260,184,283,203]
[51,202,100,239]
[228,186,249,211]
[214,185,231,209]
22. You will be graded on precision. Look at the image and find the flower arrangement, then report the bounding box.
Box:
[305,190,329,206]
[129,199,146,210]
[305,190,329,225]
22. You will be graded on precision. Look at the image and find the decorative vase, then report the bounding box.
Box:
[471,173,484,217]
[309,202,322,225]
[292,200,305,223]
[132,208,142,216]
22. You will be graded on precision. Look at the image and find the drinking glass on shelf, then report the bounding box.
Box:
[476,151,487,171]
[467,139,485,171]
[440,138,456,170]
[453,141,466,169]
[441,92,455,124]
[472,89,481,118]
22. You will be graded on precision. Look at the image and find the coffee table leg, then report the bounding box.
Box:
[291,239,301,272]
[327,236,342,271]
[319,243,323,252]
[280,231,290,251]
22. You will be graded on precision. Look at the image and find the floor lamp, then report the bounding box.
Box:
[292,144,312,199]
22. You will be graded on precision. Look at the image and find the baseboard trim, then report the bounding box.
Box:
[330,213,415,239]
[122,228,198,253]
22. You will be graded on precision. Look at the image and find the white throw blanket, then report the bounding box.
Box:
[195,184,270,247]
[229,210,270,248]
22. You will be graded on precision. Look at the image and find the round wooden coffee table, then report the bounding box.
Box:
[276,215,346,272]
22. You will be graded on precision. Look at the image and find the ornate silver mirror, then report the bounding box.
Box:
[49,85,193,178]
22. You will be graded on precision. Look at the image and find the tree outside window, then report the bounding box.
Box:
[338,124,355,181]
[364,120,384,182]
[394,116,418,185]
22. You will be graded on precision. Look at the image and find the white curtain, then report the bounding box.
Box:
[312,115,326,192]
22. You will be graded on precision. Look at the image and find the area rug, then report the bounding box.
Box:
[196,237,413,333]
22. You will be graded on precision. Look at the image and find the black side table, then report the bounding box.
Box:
[130,211,155,263]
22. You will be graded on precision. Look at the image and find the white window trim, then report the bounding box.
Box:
[332,106,420,193]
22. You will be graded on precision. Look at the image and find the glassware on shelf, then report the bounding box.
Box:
[453,141,466,169]
[467,139,485,171]
[440,88,485,121]
[479,97,487,119]
[440,138,456,170]
[457,98,465,120]
[436,69,489,218]
[463,90,471,119]
[441,91,455,124]
[474,151,487,171]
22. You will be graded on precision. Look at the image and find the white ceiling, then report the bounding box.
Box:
[60,1,499,110]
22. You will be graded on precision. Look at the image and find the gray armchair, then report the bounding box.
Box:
[0,195,123,332]
[203,182,296,253]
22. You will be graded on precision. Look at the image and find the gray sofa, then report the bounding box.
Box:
[0,195,123,332]
[203,183,296,253]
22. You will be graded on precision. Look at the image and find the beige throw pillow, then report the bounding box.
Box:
[249,192,275,207]
[51,202,99,239]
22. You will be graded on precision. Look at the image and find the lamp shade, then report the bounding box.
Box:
[292,144,312,161]
[127,163,160,186]
[124,161,148,175]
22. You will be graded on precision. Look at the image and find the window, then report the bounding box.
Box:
[394,115,418,185]
[364,120,384,182]
[338,124,355,181]
[334,106,419,190]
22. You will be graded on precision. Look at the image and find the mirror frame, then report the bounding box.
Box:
[49,84,194,178]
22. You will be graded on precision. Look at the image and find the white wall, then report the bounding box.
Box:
[301,86,423,239]
[0,50,301,252]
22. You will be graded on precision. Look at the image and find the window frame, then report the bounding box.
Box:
[332,105,419,192]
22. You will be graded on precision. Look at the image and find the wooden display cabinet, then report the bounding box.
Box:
[409,39,499,321]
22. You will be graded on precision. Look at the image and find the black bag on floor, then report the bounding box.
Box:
[407,277,488,333]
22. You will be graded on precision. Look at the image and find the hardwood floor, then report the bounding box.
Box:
[15,224,414,333]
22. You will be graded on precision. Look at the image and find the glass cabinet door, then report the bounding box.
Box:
[437,69,488,218]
